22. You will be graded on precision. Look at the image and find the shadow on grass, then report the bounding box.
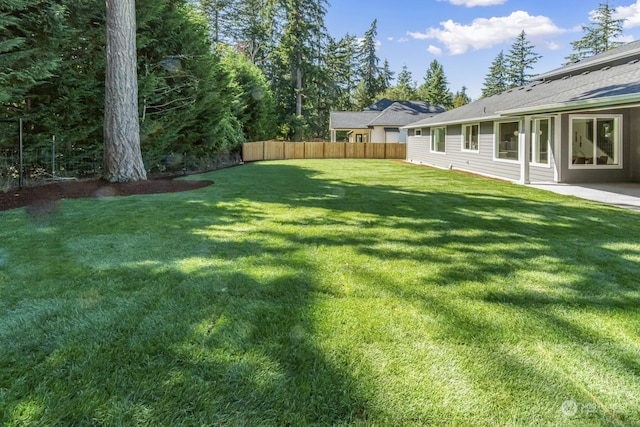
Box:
[1,160,639,424]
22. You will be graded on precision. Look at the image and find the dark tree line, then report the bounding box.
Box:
[1,0,275,180]
[1,0,631,180]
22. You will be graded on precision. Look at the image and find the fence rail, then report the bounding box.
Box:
[242,141,406,162]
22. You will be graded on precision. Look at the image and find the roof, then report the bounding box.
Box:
[329,111,381,129]
[404,41,640,129]
[331,99,445,130]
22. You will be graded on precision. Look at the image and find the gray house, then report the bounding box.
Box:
[404,41,640,184]
[330,99,445,143]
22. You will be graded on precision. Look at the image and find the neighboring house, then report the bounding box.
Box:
[404,41,640,184]
[330,99,445,143]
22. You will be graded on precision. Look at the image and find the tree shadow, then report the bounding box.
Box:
[2,160,639,424]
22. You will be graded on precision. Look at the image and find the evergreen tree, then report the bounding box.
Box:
[452,86,471,108]
[353,80,372,110]
[382,65,417,100]
[198,0,235,46]
[221,48,276,141]
[136,0,244,161]
[419,59,452,108]
[270,0,329,140]
[378,59,395,96]
[0,0,62,113]
[481,50,508,97]
[566,1,625,63]
[358,19,382,106]
[325,34,360,110]
[505,30,541,88]
[104,0,147,182]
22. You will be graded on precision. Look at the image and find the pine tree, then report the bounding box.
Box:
[419,60,452,108]
[382,65,417,100]
[0,0,61,113]
[506,30,541,88]
[481,50,508,97]
[104,0,147,182]
[452,86,471,108]
[198,0,235,46]
[325,34,359,110]
[566,1,625,63]
[378,59,395,96]
[352,80,371,110]
[358,19,382,106]
[270,0,329,140]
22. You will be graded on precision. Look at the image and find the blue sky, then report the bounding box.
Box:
[324,0,640,100]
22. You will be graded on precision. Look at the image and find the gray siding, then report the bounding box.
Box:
[406,121,520,181]
[559,109,637,183]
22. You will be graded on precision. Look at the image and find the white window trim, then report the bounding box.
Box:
[493,120,520,163]
[568,114,623,170]
[461,123,480,153]
[530,118,552,169]
[415,128,422,137]
[430,126,447,154]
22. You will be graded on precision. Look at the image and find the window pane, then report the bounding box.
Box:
[596,118,618,165]
[497,122,519,160]
[534,119,549,164]
[572,118,593,164]
[572,117,620,166]
[436,127,446,152]
[471,125,479,150]
[464,124,479,150]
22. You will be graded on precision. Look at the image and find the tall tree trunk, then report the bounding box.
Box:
[296,65,302,116]
[104,0,147,182]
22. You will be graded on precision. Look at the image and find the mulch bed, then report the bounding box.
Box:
[0,178,213,212]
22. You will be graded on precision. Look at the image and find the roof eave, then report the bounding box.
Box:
[497,93,640,116]
[403,114,502,129]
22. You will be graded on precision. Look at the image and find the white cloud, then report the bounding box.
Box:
[408,11,566,55]
[547,41,561,50]
[428,45,443,55]
[397,37,409,43]
[448,0,507,6]
[614,0,640,28]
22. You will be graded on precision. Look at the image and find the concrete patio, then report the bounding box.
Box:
[528,183,640,212]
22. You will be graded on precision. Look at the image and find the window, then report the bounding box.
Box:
[531,118,550,165]
[415,128,422,137]
[495,121,520,161]
[570,115,621,167]
[431,127,446,153]
[462,124,479,151]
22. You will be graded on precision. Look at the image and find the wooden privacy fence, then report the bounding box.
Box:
[242,141,406,162]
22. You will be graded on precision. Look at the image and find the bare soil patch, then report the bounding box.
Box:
[0,178,213,212]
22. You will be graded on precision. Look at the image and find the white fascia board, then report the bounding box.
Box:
[402,115,502,129]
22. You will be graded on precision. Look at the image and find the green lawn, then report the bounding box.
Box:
[1,159,639,426]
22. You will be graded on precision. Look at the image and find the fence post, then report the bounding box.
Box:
[18,118,24,189]
[52,135,56,178]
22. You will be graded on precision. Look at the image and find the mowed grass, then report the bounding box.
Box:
[1,159,639,426]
